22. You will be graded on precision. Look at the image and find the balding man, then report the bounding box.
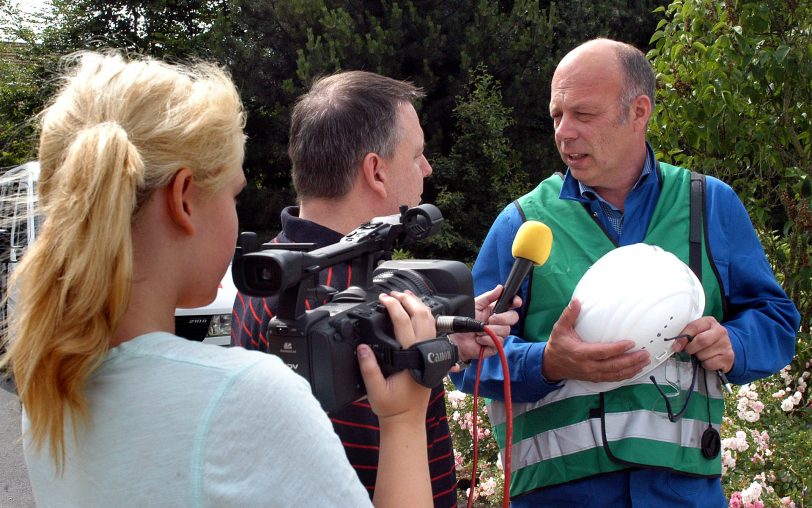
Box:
[452,38,799,506]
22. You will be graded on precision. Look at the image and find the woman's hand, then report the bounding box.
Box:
[358,291,436,422]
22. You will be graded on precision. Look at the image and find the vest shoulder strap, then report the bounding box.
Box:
[689,171,705,281]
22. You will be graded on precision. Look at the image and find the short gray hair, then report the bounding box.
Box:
[288,71,424,199]
[614,42,656,111]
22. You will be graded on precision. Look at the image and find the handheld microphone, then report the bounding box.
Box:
[492,220,553,314]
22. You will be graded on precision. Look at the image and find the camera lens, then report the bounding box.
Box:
[373,269,435,296]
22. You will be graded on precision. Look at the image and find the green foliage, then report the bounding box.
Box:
[39,0,233,57]
[0,3,44,167]
[430,66,529,263]
[651,1,812,504]
[0,0,671,249]
[648,0,812,330]
[0,46,38,168]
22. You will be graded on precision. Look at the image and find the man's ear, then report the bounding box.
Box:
[631,94,653,131]
[166,167,195,235]
[360,152,388,199]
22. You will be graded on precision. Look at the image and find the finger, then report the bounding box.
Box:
[477,346,498,359]
[389,291,429,316]
[590,359,648,382]
[677,317,717,352]
[683,327,720,356]
[671,336,690,353]
[379,293,419,347]
[511,295,523,310]
[584,349,651,381]
[488,309,519,327]
[357,344,385,395]
[582,339,639,360]
[387,291,436,340]
[475,285,503,311]
[555,299,581,330]
[475,334,496,348]
[484,324,511,339]
[692,338,730,363]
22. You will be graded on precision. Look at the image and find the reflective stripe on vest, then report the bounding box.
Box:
[489,164,725,495]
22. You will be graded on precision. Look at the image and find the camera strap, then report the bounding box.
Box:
[385,337,459,388]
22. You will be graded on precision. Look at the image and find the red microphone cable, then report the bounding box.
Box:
[466,325,512,508]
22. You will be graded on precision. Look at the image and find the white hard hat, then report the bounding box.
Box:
[569,243,705,393]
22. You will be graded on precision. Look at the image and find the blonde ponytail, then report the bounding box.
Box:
[0,51,246,470]
[7,122,143,467]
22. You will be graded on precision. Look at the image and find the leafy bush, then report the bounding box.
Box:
[647,0,812,330]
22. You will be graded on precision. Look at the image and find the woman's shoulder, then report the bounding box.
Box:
[106,331,310,394]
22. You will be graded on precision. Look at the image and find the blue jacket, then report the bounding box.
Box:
[452,160,800,506]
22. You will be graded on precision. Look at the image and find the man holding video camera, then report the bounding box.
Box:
[232,70,515,505]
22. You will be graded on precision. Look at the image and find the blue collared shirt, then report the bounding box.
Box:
[560,143,657,244]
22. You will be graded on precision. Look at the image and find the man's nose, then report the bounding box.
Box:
[421,155,432,177]
[555,114,578,143]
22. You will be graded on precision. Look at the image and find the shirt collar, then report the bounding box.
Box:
[279,206,344,248]
[560,142,657,207]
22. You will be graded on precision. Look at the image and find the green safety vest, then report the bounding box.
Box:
[489,163,726,496]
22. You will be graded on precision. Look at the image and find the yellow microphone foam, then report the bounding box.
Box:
[512,220,553,266]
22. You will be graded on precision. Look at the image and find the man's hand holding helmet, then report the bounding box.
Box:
[673,316,735,374]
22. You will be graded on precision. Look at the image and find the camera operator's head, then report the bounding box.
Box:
[288,71,432,233]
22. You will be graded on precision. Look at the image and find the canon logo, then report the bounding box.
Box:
[427,350,452,364]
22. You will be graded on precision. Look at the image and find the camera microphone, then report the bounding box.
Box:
[492,220,553,314]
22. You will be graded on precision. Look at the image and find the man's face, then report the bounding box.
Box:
[380,103,432,211]
[549,53,641,194]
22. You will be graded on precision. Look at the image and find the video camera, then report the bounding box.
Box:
[232,204,475,412]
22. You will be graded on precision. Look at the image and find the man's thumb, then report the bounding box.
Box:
[558,298,581,328]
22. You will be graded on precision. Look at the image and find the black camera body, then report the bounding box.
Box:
[232,205,475,412]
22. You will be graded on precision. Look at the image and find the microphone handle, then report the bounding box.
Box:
[493,258,534,314]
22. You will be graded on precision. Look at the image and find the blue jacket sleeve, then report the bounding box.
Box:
[449,205,562,402]
[705,177,800,384]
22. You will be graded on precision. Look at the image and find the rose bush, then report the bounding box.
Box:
[445,380,504,507]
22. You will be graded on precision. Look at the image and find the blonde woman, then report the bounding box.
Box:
[0,52,436,507]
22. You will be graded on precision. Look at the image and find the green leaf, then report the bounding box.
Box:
[775,45,791,63]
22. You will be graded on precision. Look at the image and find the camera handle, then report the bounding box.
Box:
[375,336,459,388]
